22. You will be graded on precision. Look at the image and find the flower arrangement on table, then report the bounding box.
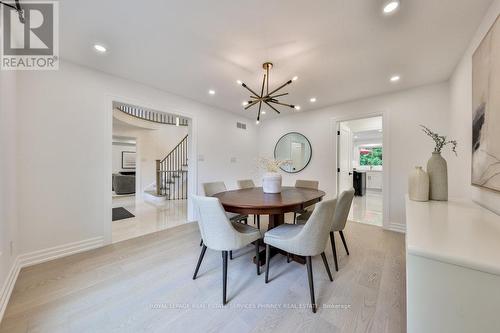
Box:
[258,157,291,172]
[258,157,291,193]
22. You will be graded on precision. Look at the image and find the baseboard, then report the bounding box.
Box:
[0,236,104,323]
[17,237,104,268]
[0,257,21,323]
[384,222,406,233]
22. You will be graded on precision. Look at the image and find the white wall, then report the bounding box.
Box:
[15,60,258,254]
[258,82,451,229]
[449,0,500,214]
[0,70,18,316]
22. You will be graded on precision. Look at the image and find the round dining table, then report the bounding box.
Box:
[212,186,326,264]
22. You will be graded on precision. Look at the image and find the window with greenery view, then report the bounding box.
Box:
[360,147,382,166]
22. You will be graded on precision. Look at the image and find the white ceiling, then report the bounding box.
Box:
[59,0,493,119]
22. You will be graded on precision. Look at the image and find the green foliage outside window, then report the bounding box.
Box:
[360,147,382,166]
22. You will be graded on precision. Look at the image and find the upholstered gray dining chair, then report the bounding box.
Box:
[237,179,260,230]
[203,181,248,224]
[329,188,355,271]
[264,199,337,313]
[192,195,262,305]
[294,179,320,224]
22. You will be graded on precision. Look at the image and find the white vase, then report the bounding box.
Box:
[409,166,429,201]
[262,172,282,193]
[427,152,448,201]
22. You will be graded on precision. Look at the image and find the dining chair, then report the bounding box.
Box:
[192,195,262,305]
[264,198,337,313]
[201,181,249,259]
[329,188,355,271]
[294,180,320,224]
[203,181,249,224]
[237,179,260,230]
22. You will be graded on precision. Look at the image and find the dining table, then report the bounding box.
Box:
[212,186,326,265]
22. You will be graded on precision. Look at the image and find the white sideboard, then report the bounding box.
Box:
[405,197,500,333]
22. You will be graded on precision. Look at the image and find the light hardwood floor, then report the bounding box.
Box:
[0,220,405,333]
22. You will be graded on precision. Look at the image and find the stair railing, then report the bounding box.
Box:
[156,134,188,200]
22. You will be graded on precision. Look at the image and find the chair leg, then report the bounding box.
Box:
[199,239,203,247]
[306,256,317,313]
[339,230,349,255]
[321,252,333,282]
[293,212,297,224]
[193,244,207,280]
[330,232,339,272]
[222,251,228,305]
[255,240,260,275]
[257,215,260,230]
[243,218,248,225]
[229,250,233,260]
[287,253,291,263]
[265,244,271,283]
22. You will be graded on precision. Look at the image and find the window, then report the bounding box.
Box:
[360,147,382,166]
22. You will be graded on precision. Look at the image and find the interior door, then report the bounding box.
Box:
[338,123,353,193]
[290,141,304,172]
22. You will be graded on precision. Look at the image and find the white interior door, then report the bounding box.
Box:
[290,141,304,172]
[338,123,353,193]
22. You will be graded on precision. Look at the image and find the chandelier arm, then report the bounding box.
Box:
[242,84,262,99]
[260,74,266,98]
[268,92,289,99]
[267,80,292,96]
[257,101,263,121]
[269,100,295,108]
[264,101,281,114]
[244,100,260,110]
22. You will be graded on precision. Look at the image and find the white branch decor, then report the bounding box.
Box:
[259,157,291,173]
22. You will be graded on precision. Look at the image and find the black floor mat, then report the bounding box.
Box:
[112,207,135,221]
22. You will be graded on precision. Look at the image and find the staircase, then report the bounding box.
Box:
[152,135,188,200]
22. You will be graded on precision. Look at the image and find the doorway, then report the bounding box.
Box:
[110,101,191,243]
[337,116,384,227]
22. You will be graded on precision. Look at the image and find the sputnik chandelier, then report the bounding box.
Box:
[237,62,299,123]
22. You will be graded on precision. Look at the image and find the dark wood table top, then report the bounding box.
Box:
[212,186,326,215]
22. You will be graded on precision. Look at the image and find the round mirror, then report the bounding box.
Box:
[274,132,312,173]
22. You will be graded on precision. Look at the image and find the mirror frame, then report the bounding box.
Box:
[274,132,312,173]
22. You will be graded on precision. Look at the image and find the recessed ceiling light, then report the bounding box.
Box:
[378,129,383,132]
[310,97,317,103]
[294,105,301,111]
[354,135,359,139]
[236,80,243,85]
[242,101,248,106]
[292,76,298,81]
[93,44,107,53]
[262,110,266,115]
[208,90,215,95]
[256,120,260,125]
[390,75,401,82]
[383,0,400,14]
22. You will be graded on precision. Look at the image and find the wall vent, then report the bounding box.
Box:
[236,122,247,130]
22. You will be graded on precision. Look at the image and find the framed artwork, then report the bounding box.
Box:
[472,15,500,192]
[121,151,136,169]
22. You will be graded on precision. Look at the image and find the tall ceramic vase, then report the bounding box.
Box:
[262,172,282,194]
[426,152,448,201]
[408,166,429,201]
